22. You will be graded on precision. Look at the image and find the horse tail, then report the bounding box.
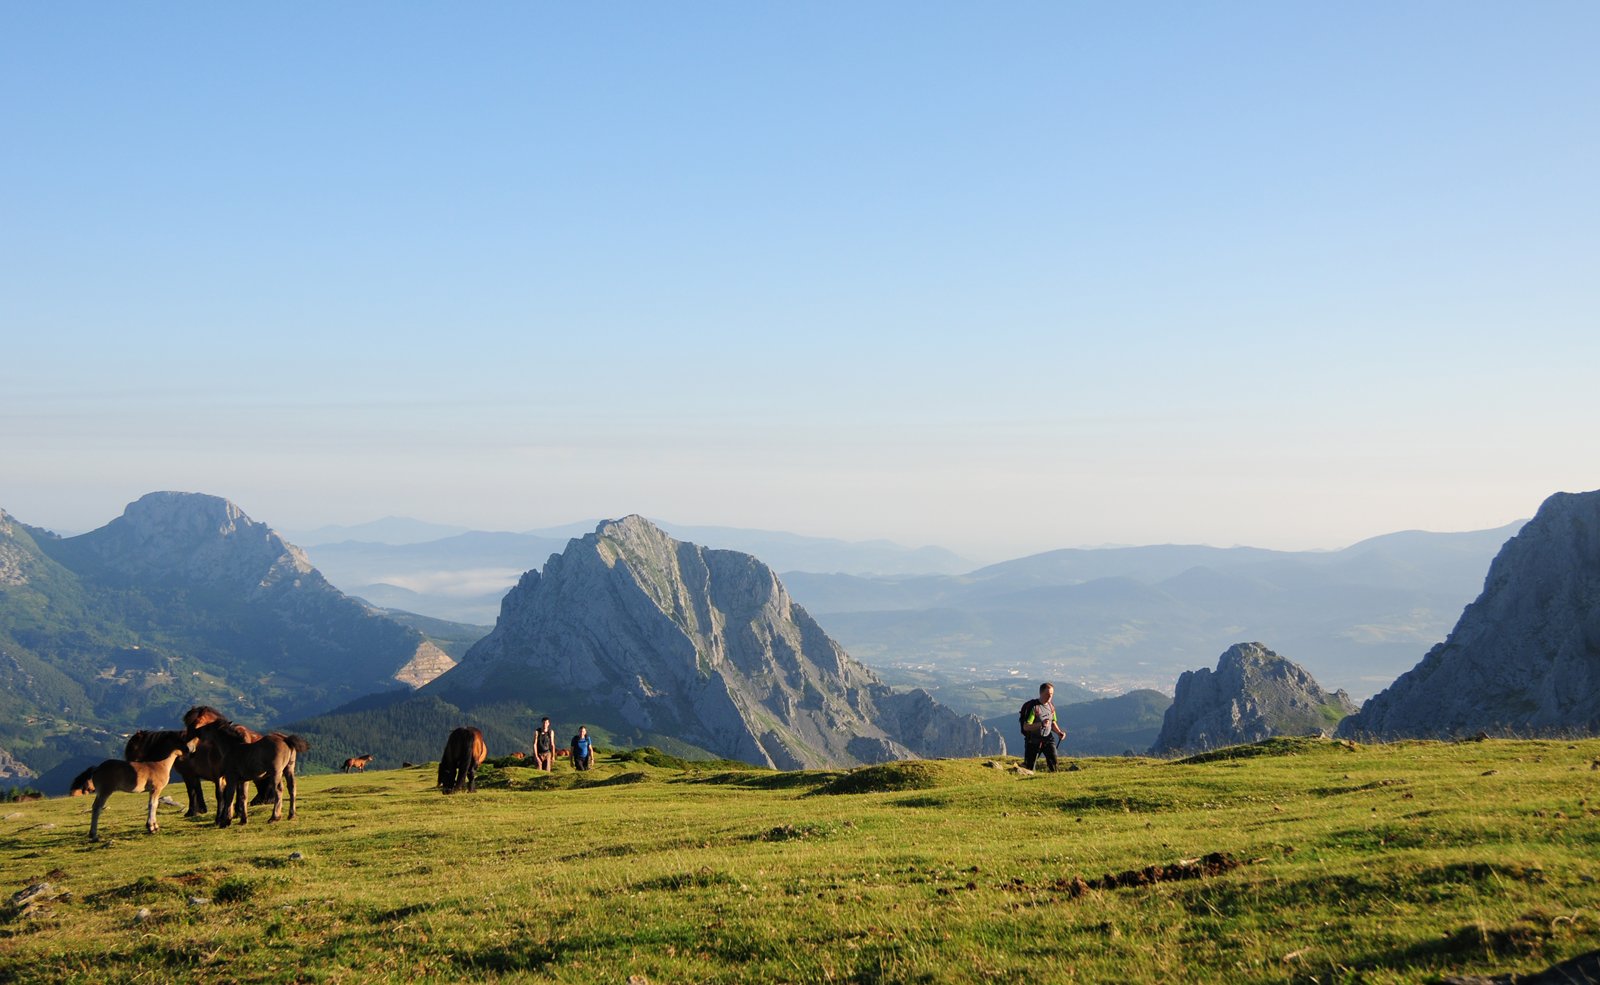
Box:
[69,766,96,796]
[284,734,311,754]
[471,729,487,766]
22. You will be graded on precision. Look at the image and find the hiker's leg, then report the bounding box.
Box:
[1023,737,1040,770]
[1042,739,1058,772]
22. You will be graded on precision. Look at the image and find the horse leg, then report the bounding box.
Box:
[215,776,233,828]
[185,774,207,817]
[89,789,112,841]
[146,787,160,834]
[466,761,477,794]
[235,780,249,826]
[285,766,296,821]
[269,766,289,822]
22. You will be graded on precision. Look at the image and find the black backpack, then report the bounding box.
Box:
[1018,698,1041,733]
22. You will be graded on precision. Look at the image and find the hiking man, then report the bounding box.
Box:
[532,716,556,771]
[571,726,594,771]
[1020,682,1067,772]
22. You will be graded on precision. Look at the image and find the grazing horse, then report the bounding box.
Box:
[199,720,309,827]
[438,726,487,794]
[87,731,199,841]
[342,754,374,773]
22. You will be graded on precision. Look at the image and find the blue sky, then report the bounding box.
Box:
[3,4,1596,559]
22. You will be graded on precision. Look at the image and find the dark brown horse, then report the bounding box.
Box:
[87,731,199,841]
[178,706,274,815]
[197,720,309,827]
[342,754,374,773]
[438,726,487,794]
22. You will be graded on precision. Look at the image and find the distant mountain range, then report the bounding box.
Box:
[293,515,1524,700]
[785,524,1525,698]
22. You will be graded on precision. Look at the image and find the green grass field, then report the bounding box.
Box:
[4,737,1599,983]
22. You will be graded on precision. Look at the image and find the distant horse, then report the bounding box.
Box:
[342,754,374,773]
[438,727,487,794]
[86,731,199,841]
[68,767,96,796]
[198,720,309,827]
[179,706,272,815]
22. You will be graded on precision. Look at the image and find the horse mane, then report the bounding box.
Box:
[126,729,192,762]
[183,705,229,731]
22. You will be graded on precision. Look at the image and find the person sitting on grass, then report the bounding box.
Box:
[571,726,594,771]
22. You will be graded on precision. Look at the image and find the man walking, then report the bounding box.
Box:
[1020,682,1067,773]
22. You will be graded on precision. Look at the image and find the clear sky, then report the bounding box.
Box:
[3,4,1596,560]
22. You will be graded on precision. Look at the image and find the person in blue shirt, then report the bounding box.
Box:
[571,726,594,771]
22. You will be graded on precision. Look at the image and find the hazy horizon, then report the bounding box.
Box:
[5,5,1596,561]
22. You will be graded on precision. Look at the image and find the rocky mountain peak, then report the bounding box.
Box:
[70,491,315,593]
[440,516,1003,768]
[1339,489,1600,738]
[1151,642,1357,755]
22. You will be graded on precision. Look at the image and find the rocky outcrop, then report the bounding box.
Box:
[438,516,1005,768]
[392,641,457,689]
[0,746,37,783]
[1340,490,1600,739]
[1151,642,1357,755]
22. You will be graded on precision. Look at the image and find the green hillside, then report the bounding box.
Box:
[4,736,1598,983]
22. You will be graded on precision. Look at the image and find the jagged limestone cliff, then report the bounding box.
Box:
[1340,490,1600,738]
[437,516,1005,768]
[1151,642,1357,755]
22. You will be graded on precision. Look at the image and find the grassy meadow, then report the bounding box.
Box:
[3,737,1600,983]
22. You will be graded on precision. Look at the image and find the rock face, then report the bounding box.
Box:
[43,492,455,696]
[1150,642,1357,755]
[1340,490,1600,739]
[437,516,1005,768]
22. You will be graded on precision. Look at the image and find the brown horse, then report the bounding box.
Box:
[342,754,374,773]
[87,731,199,841]
[438,726,487,794]
[198,720,309,827]
[178,706,275,815]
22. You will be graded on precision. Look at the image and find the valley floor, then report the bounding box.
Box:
[3,737,1599,983]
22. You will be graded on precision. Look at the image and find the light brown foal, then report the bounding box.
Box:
[87,732,199,841]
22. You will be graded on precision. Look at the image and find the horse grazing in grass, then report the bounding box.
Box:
[342,754,374,773]
[438,726,487,794]
[87,731,199,841]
